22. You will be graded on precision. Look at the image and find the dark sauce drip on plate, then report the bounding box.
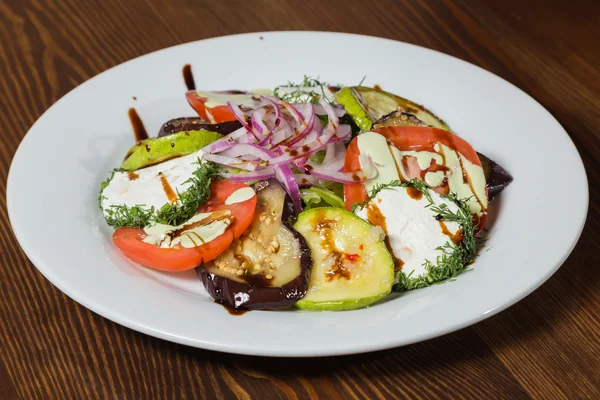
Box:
[182,64,196,91]
[216,301,249,316]
[128,108,148,141]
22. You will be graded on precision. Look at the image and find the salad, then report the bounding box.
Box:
[98,74,512,311]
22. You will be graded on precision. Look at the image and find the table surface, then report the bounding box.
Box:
[1,0,599,398]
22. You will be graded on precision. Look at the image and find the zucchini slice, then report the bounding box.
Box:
[121,129,222,171]
[293,207,394,311]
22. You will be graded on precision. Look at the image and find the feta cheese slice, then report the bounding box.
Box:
[355,186,461,279]
[101,150,204,217]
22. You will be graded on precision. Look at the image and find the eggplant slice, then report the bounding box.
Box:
[158,117,242,137]
[196,180,312,310]
[374,110,429,129]
[477,152,513,199]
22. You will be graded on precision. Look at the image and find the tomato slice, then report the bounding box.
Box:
[113,180,257,271]
[375,126,481,166]
[343,137,369,209]
[186,91,237,123]
[344,126,487,229]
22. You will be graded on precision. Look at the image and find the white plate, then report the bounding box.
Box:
[7,32,588,357]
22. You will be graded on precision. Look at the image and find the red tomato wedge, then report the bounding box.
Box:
[113,180,257,272]
[186,91,237,123]
[344,126,487,229]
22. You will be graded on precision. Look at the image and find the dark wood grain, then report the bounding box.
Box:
[1,0,599,398]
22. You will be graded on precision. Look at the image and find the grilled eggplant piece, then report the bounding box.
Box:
[374,111,428,128]
[158,118,242,137]
[335,86,450,132]
[196,180,312,310]
[477,153,513,199]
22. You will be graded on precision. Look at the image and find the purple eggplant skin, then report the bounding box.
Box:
[196,180,313,310]
[158,118,242,137]
[197,230,312,310]
[477,152,513,199]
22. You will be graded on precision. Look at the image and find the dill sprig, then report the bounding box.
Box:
[351,179,429,212]
[274,75,332,104]
[104,204,155,228]
[99,160,222,229]
[154,160,221,226]
[98,168,119,210]
[351,179,478,291]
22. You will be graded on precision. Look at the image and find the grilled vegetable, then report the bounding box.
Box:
[293,207,394,311]
[121,130,222,171]
[196,180,312,310]
[373,111,513,199]
[158,118,242,137]
[374,110,428,128]
[477,152,513,199]
[335,86,450,131]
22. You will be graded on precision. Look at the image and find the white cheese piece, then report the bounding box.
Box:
[355,186,461,278]
[224,187,255,205]
[101,150,204,217]
[142,210,231,249]
[357,131,400,194]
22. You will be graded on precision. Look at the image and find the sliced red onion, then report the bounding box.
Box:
[320,97,339,135]
[227,101,260,141]
[251,106,268,135]
[257,97,282,146]
[294,174,321,186]
[334,124,351,141]
[291,118,321,148]
[271,119,293,145]
[275,164,302,211]
[291,103,312,118]
[202,153,258,171]
[322,142,345,165]
[315,104,346,118]
[270,96,306,128]
[199,93,370,209]
[222,143,276,160]
[202,126,248,153]
[286,102,315,147]
[226,168,276,182]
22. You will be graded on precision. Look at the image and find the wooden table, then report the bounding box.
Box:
[1,0,598,398]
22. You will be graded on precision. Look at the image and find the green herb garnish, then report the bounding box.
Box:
[100,160,222,229]
[274,75,332,104]
[352,179,478,291]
